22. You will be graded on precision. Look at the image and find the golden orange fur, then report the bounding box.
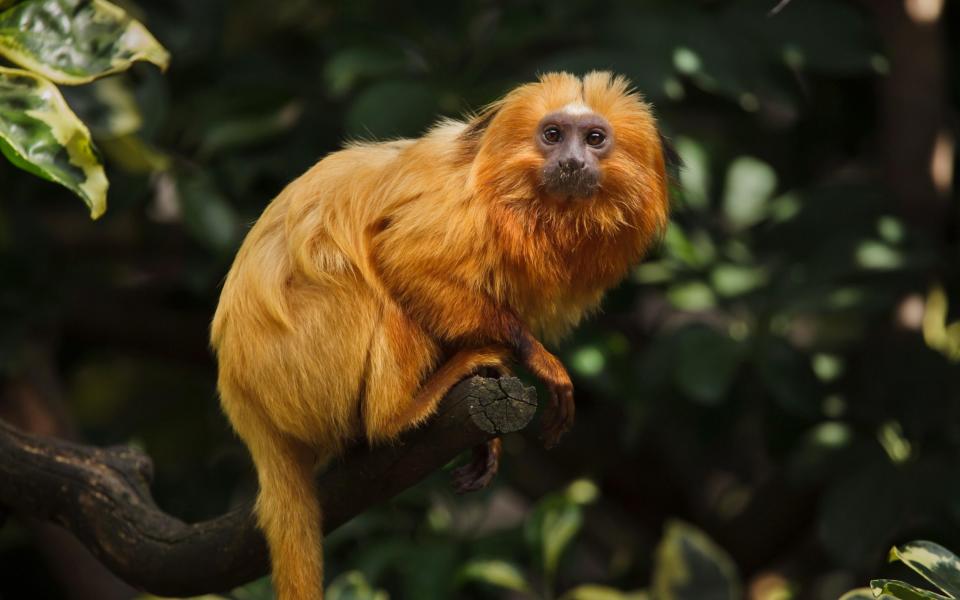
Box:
[211,71,669,600]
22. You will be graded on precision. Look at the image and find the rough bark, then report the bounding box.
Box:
[0,375,536,596]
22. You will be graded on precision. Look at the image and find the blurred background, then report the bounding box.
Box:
[0,0,958,599]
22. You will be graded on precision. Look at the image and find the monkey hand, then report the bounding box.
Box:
[524,348,574,448]
[452,438,501,494]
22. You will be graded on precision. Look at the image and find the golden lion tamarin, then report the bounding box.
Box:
[211,71,669,599]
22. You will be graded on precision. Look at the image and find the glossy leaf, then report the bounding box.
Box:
[838,589,879,600]
[870,579,950,600]
[0,66,107,217]
[651,520,741,600]
[890,541,960,598]
[0,0,169,85]
[456,559,532,593]
[559,584,648,600]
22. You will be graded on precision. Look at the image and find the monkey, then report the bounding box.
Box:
[210,71,670,600]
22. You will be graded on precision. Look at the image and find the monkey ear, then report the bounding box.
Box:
[462,106,499,139]
[457,104,501,161]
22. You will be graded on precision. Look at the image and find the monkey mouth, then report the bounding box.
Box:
[542,167,600,199]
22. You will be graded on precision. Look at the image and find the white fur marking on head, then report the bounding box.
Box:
[562,102,593,116]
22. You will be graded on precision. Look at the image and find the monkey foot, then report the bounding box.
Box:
[451,437,501,494]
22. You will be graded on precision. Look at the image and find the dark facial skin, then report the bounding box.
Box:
[535,110,614,200]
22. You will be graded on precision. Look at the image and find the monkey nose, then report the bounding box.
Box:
[560,157,585,172]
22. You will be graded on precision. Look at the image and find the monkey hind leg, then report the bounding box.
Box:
[247,431,325,600]
[363,345,510,445]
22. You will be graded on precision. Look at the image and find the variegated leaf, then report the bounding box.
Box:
[890,541,960,598]
[871,578,951,600]
[0,0,169,85]
[839,588,879,600]
[651,520,741,600]
[0,66,107,217]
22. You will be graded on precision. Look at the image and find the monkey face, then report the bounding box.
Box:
[536,107,613,200]
[471,71,667,234]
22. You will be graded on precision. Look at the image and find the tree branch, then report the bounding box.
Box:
[0,375,537,596]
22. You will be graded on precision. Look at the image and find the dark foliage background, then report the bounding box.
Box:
[1,0,958,599]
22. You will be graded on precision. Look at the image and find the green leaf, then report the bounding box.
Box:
[0,0,169,85]
[570,345,606,377]
[197,101,303,158]
[99,134,169,174]
[559,584,648,600]
[710,263,767,297]
[671,325,744,405]
[870,579,951,600]
[564,479,600,505]
[662,223,715,268]
[174,169,241,253]
[327,571,389,600]
[855,240,904,270]
[525,493,585,589]
[667,280,716,311]
[839,588,880,600]
[674,136,710,210]
[346,80,438,139]
[633,261,675,284]
[890,541,960,598]
[456,559,532,593]
[0,66,107,217]
[818,461,913,570]
[542,502,583,583]
[652,520,741,600]
[756,338,821,416]
[230,576,275,600]
[324,46,408,97]
[722,156,777,230]
[61,75,142,139]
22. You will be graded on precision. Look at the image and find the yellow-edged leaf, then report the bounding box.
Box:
[0,0,169,85]
[0,66,107,217]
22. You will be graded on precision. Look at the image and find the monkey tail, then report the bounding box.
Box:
[249,433,325,600]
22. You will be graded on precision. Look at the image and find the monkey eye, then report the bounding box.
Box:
[542,126,562,144]
[586,130,606,147]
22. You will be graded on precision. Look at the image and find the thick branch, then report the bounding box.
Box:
[0,376,536,596]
